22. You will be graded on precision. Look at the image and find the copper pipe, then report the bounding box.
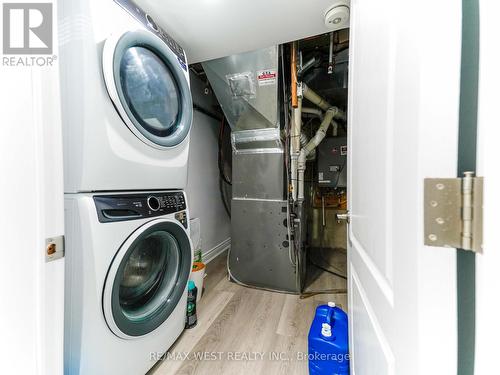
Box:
[291,41,298,108]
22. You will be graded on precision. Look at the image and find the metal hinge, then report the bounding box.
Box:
[424,172,483,253]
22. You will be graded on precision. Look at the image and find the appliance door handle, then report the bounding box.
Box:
[101,209,141,220]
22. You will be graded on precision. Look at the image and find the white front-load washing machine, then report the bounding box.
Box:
[59,0,193,193]
[64,191,192,374]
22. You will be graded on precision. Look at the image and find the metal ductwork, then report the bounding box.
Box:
[202,46,279,132]
[203,47,300,293]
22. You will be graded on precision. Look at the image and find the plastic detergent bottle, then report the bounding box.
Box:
[185,280,197,329]
[308,302,350,375]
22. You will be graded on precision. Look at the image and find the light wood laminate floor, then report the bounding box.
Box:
[149,249,347,375]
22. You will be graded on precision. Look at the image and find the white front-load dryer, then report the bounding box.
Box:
[64,191,192,374]
[59,0,193,193]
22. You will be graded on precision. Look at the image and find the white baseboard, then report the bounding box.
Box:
[202,238,230,264]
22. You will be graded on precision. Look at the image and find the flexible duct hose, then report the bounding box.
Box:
[299,132,316,160]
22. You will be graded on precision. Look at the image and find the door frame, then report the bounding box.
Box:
[456,0,480,372]
[474,0,500,373]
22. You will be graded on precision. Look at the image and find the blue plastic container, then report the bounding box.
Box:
[308,302,350,375]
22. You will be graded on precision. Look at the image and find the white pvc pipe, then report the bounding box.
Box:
[299,109,337,162]
[297,109,337,201]
[290,154,298,201]
[302,106,339,136]
[292,97,303,152]
[290,97,302,201]
[294,85,346,202]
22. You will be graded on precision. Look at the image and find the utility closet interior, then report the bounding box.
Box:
[4,0,495,373]
[195,28,350,300]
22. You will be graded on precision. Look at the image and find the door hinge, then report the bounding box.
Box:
[424,172,483,253]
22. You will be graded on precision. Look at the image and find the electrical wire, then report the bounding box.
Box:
[281,45,297,270]
[219,177,231,217]
[218,116,232,186]
[300,289,347,299]
[217,116,232,217]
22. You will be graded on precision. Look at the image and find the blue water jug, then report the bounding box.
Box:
[308,302,350,375]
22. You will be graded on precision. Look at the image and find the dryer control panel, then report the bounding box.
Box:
[114,0,187,68]
[94,191,187,226]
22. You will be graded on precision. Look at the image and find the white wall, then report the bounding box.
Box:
[186,73,231,261]
[0,55,64,374]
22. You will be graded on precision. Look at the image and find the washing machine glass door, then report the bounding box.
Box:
[103,219,192,338]
[103,29,193,149]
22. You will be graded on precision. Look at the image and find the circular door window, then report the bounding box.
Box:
[103,220,192,338]
[103,29,193,149]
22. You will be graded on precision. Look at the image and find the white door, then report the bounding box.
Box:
[346,0,462,373]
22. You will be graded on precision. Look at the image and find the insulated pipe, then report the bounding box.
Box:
[297,109,337,201]
[300,109,337,161]
[332,121,339,137]
[302,106,340,137]
[302,84,331,112]
[303,84,346,121]
[291,42,298,108]
[301,107,323,118]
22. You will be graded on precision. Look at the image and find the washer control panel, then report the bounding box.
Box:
[94,191,187,226]
[114,0,187,68]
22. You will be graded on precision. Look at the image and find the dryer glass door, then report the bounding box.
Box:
[103,219,191,338]
[120,47,180,138]
[104,30,193,149]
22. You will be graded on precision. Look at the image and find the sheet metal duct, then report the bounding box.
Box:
[202,46,280,133]
[203,46,301,293]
